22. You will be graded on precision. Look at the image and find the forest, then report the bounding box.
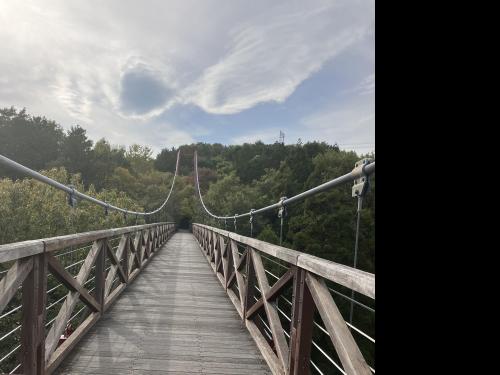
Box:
[0,107,375,373]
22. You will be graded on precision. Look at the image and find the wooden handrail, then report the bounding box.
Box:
[193,223,374,299]
[192,223,374,375]
[0,222,175,263]
[0,222,176,374]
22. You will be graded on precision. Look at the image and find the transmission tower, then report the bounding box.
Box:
[279,130,285,145]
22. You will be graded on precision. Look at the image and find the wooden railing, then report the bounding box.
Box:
[192,223,375,375]
[0,222,175,375]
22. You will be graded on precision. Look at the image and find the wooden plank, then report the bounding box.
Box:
[213,231,218,260]
[105,240,127,284]
[251,250,289,369]
[47,255,100,312]
[143,229,151,259]
[0,257,33,314]
[246,268,295,320]
[226,269,237,290]
[224,238,234,290]
[0,223,173,263]
[104,283,127,312]
[45,312,101,375]
[0,240,44,263]
[121,234,131,280]
[42,223,172,252]
[47,223,172,371]
[305,273,372,375]
[245,294,266,320]
[128,268,140,284]
[45,240,103,362]
[246,320,283,375]
[213,232,219,269]
[133,231,143,266]
[193,224,375,299]
[216,248,224,276]
[128,236,141,275]
[243,249,256,321]
[231,241,246,314]
[288,268,314,375]
[150,227,157,253]
[227,288,243,319]
[195,224,301,265]
[94,239,106,312]
[21,254,47,375]
[298,254,375,299]
[221,235,230,289]
[236,247,248,271]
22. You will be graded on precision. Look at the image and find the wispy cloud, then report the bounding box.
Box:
[0,0,374,152]
[298,93,374,154]
[181,1,372,114]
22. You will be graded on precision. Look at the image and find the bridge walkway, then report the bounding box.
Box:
[55,231,271,374]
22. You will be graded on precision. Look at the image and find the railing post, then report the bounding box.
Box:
[94,239,106,312]
[243,248,254,321]
[288,268,314,375]
[21,253,47,375]
[123,235,130,283]
[243,248,268,341]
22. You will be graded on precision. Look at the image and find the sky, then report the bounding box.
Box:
[0,0,374,155]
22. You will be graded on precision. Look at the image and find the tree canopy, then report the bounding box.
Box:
[0,107,375,371]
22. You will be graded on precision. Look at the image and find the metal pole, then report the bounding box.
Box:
[349,196,363,326]
[0,151,180,217]
[193,150,375,221]
[280,215,284,246]
[250,209,255,238]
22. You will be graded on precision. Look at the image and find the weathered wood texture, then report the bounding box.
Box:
[192,223,375,375]
[193,223,375,299]
[1,222,374,375]
[0,222,175,375]
[0,223,169,263]
[54,232,271,375]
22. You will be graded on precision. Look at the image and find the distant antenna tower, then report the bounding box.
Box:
[279,130,285,145]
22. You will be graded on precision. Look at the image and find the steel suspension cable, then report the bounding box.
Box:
[0,150,181,217]
[194,149,375,220]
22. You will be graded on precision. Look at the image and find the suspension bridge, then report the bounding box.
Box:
[0,150,375,375]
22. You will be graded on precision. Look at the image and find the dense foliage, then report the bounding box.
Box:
[0,107,375,372]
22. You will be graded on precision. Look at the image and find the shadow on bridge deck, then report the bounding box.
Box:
[55,232,270,375]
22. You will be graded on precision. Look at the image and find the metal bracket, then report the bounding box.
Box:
[352,159,372,198]
[249,209,255,224]
[277,197,287,218]
[67,186,77,207]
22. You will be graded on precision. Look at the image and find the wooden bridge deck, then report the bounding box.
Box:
[55,231,271,374]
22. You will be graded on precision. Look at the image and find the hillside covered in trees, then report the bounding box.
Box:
[1,106,375,272]
[0,107,375,371]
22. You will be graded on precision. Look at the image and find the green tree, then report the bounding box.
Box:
[60,126,93,186]
[0,107,64,178]
[88,139,129,190]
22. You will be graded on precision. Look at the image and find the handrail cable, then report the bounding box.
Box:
[0,150,181,217]
[194,150,375,220]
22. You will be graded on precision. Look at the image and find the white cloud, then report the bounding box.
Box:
[182,1,373,114]
[0,0,374,149]
[297,93,375,154]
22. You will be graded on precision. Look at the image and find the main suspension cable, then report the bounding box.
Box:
[194,150,375,220]
[0,150,181,217]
